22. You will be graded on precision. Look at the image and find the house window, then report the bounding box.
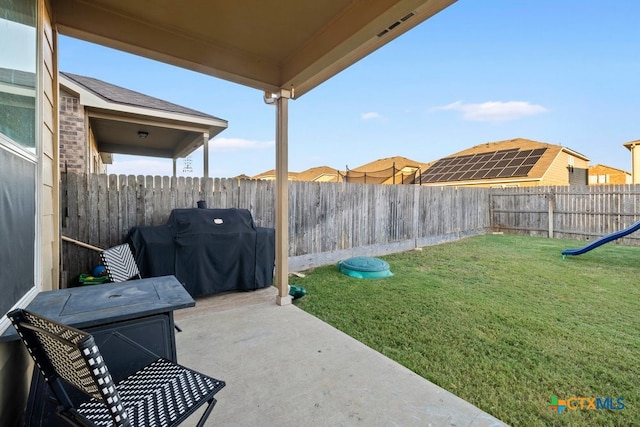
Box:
[0,0,37,154]
[0,0,37,322]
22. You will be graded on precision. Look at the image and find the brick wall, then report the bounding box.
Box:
[59,95,86,173]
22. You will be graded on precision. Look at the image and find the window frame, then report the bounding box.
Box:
[0,0,41,333]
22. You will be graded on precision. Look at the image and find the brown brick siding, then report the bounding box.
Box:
[59,95,86,173]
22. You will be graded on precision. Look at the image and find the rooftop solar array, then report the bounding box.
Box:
[420,148,547,183]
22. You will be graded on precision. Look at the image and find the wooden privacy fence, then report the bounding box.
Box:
[61,173,490,286]
[490,185,640,243]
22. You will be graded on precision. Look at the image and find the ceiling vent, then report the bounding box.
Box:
[377,12,415,37]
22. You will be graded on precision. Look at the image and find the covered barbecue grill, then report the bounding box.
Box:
[127,208,275,297]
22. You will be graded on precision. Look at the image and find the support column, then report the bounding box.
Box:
[274,89,292,306]
[631,144,640,184]
[172,159,177,177]
[203,132,210,178]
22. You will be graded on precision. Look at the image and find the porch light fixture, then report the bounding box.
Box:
[137,131,149,139]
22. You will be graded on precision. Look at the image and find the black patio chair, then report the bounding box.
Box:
[100,243,141,283]
[100,243,184,332]
[8,308,225,427]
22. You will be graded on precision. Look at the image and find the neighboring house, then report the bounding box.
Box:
[252,166,341,182]
[419,138,590,188]
[252,168,300,181]
[588,164,631,185]
[253,159,425,184]
[623,139,640,184]
[59,72,228,176]
[343,156,427,184]
[296,166,341,182]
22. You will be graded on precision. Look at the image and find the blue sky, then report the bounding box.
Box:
[58,0,640,178]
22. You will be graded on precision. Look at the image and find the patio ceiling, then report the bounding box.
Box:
[52,0,457,98]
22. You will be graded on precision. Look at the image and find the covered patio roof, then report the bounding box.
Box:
[60,72,228,176]
[53,0,457,98]
[51,0,458,304]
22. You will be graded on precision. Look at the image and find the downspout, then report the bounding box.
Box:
[266,89,293,306]
[203,132,209,178]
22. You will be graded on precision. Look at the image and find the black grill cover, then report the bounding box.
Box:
[127,208,274,297]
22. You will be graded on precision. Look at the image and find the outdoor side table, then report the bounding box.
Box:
[0,275,194,427]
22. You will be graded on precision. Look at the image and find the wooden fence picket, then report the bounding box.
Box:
[70,173,640,286]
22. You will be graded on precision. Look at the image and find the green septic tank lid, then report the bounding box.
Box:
[340,256,390,272]
[337,256,393,279]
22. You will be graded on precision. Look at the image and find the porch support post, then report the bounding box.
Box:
[172,159,177,177]
[203,132,210,178]
[629,143,640,184]
[274,89,292,306]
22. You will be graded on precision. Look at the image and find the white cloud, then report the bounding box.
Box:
[361,112,385,121]
[106,157,173,176]
[432,100,547,122]
[212,137,274,151]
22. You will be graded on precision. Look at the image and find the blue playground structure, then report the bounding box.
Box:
[562,219,640,257]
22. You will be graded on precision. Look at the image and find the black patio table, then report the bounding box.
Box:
[1,275,194,426]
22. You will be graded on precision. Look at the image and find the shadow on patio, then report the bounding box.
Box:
[174,287,508,426]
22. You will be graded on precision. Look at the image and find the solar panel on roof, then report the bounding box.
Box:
[514,165,533,176]
[483,169,500,179]
[472,169,487,179]
[418,147,547,183]
[502,167,520,177]
[460,170,475,179]
[485,161,498,169]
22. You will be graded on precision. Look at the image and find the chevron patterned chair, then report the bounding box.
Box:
[99,243,141,283]
[8,308,225,427]
[100,243,184,332]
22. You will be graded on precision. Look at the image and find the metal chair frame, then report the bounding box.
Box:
[8,308,225,427]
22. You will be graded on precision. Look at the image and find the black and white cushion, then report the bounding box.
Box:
[100,243,141,282]
[77,358,224,426]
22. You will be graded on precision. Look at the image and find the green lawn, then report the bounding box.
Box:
[293,234,640,426]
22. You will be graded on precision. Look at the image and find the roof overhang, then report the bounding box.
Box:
[52,0,457,99]
[60,74,228,159]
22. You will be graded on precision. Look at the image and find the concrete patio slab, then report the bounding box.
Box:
[175,287,508,427]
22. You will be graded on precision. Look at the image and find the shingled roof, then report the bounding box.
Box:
[295,166,340,182]
[59,72,228,165]
[61,72,223,120]
[251,169,300,180]
[419,138,588,185]
[349,155,427,172]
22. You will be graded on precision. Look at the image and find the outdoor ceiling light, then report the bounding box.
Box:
[138,131,149,139]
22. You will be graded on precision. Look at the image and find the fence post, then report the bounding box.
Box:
[548,189,555,238]
[413,185,420,248]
